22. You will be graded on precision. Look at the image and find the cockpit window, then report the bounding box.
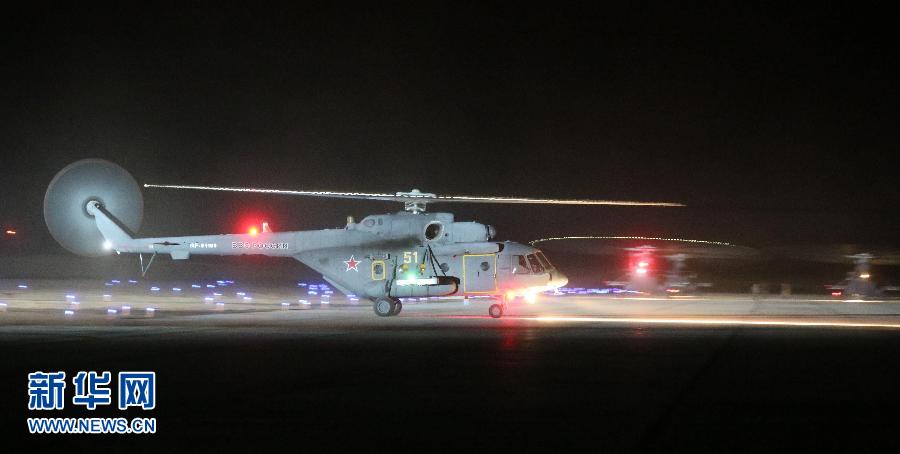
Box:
[527,254,544,273]
[513,255,531,274]
[536,252,552,269]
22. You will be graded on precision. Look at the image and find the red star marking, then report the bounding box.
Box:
[344,255,360,272]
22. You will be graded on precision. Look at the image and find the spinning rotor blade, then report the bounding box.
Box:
[44,159,143,257]
[531,236,757,259]
[143,184,684,209]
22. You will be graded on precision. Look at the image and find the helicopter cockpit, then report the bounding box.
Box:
[511,251,554,275]
[498,243,567,296]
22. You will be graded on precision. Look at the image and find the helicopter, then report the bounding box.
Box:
[824,253,900,298]
[766,245,900,299]
[530,236,755,295]
[43,159,682,318]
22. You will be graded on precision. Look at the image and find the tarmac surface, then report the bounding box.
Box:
[4,278,900,452]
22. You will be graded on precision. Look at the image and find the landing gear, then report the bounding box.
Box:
[374,297,395,317]
[391,299,403,315]
[373,297,402,317]
[489,303,504,319]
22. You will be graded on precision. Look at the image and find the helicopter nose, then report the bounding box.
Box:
[549,270,568,289]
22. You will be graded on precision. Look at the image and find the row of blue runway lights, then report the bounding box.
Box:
[0,281,630,316]
[0,280,363,316]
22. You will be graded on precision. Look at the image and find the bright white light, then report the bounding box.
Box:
[103,240,112,250]
[146,307,156,312]
[107,309,117,314]
[860,273,871,279]
[525,293,537,304]
[64,310,74,316]
[636,268,648,275]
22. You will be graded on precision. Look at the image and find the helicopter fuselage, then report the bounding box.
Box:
[95,208,567,303]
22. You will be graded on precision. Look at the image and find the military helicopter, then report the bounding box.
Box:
[767,245,900,298]
[44,159,682,318]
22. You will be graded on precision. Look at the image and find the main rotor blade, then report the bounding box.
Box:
[531,236,758,259]
[143,184,684,207]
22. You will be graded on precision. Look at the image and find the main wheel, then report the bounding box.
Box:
[373,298,395,317]
[390,299,403,315]
[489,303,504,319]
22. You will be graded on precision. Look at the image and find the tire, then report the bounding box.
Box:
[489,304,503,319]
[391,300,403,315]
[374,298,395,317]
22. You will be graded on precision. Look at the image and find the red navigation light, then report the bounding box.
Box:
[248,226,259,236]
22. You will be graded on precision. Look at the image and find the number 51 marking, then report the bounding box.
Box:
[403,251,418,264]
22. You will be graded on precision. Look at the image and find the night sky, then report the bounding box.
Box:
[2,3,898,254]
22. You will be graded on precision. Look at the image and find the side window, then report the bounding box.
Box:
[527,254,544,273]
[513,255,531,274]
[536,252,552,269]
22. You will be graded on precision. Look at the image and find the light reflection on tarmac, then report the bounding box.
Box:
[3,278,900,330]
[5,279,900,451]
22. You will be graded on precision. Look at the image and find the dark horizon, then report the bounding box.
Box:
[2,3,898,255]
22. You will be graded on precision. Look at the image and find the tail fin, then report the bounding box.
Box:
[87,202,135,245]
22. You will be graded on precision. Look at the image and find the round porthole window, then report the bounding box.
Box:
[480,261,490,271]
[424,222,443,241]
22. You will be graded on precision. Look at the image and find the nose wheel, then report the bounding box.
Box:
[489,303,505,318]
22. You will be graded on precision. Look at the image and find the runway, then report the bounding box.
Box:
[4,278,900,328]
[4,279,900,451]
